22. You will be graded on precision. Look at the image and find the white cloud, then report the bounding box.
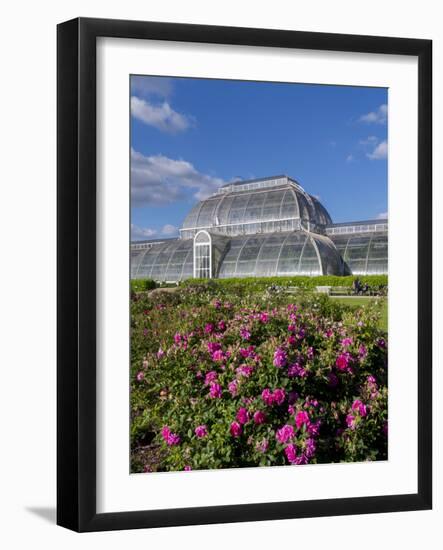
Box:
[346,154,354,163]
[377,212,388,219]
[131,96,192,133]
[359,104,388,125]
[359,135,378,145]
[131,149,226,206]
[367,140,388,160]
[131,222,180,240]
[131,224,157,240]
[131,76,173,98]
[161,224,178,235]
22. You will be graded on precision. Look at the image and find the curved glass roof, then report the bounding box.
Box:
[217,231,343,278]
[329,232,388,275]
[181,177,332,237]
[131,239,194,281]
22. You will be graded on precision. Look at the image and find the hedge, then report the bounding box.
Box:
[181,275,388,291]
[131,275,388,294]
[130,278,157,292]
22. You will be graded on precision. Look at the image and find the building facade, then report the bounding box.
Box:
[131,175,388,281]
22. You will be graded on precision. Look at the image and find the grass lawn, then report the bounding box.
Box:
[331,296,388,332]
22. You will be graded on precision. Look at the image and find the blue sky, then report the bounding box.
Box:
[130,75,387,240]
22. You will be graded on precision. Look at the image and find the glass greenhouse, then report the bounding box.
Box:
[131,175,388,281]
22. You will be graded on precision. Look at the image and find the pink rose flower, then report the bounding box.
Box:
[276,424,295,444]
[351,399,368,417]
[346,414,356,430]
[195,425,208,438]
[230,421,242,437]
[161,426,181,446]
[305,438,316,458]
[236,364,254,378]
[161,426,170,440]
[253,410,266,425]
[212,349,225,362]
[272,388,286,406]
[295,410,310,429]
[136,371,144,382]
[204,370,218,386]
[288,335,297,346]
[261,388,274,406]
[228,379,239,397]
[341,337,353,348]
[236,407,250,425]
[167,433,181,446]
[207,341,221,354]
[336,352,350,371]
[259,312,269,323]
[307,420,321,437]
[209,382,222,399]
[273,347,287,368]
[288,362,307,378]
[284,444,298,464]
[239,346,255,358]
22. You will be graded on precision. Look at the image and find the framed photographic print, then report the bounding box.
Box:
[57,17,432,532]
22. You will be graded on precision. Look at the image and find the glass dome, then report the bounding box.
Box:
[180,176,332,239]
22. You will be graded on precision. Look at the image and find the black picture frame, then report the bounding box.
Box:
[57,17,432,532]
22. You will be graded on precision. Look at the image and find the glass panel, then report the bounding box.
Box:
[366,234,388,274]
[299,239,321,275]
[133,240,193,282]
[216,195,234,226]
[195,198,220,228]
[181,203,202,229]
[280,190,298,219]
[297,193,310,222]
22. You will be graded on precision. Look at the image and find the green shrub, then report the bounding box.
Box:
[131,279,157,292]
[181,275,388,292]
[131,287,388,473]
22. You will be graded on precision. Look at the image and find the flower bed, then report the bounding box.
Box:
[131,287,387,473]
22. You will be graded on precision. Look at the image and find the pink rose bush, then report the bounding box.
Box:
[130,286,387,473]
